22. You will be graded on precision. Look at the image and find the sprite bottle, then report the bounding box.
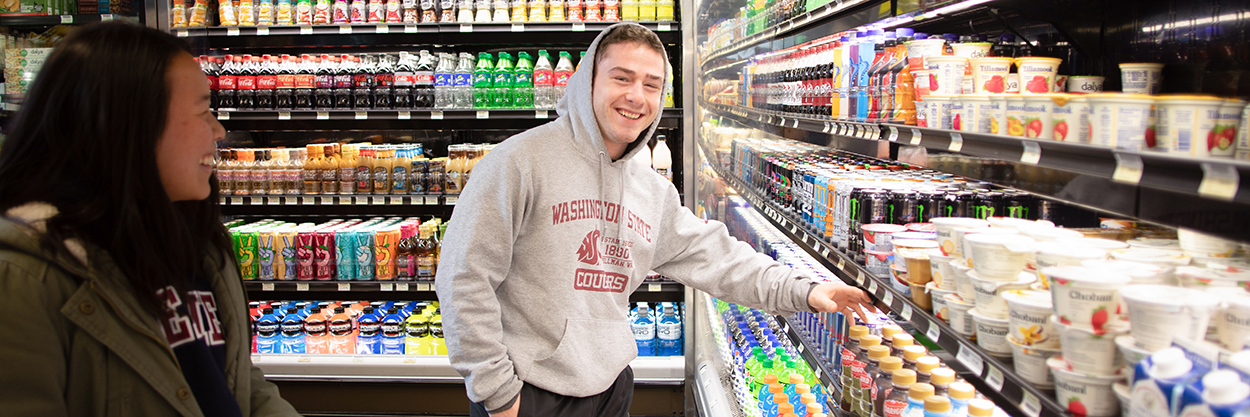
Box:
[492,52,515,109]
[473,52,495,109]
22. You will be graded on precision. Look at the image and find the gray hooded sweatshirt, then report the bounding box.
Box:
[434,23,817,412]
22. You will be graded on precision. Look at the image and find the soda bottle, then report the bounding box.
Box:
[294,54,316,109]
[416,223,438,278]
[255,307,281,353]
[453,52,474,108]
[492,52,515,109]
[473,52,495,109]
[314,53,335,109]
[234,56,255,109]
[553,51,574,103]
[393,52,415,109]
[278,307,306,353]
[631,303,656,356]
[354,54,376,109]
[374,53,396,109]
[434,52,455,109]
[657,301,681,355]
[254,55,276,109]
[379,307,405,354]
[272,55,292,110]
[333,54,354,109]
[413,50,436,108]
[404,310,431,354]
[532,50,554,109]
[513,51,534,109]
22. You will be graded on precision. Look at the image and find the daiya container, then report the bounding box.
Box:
[1035,243,1107,290]
[925,95,954,130]
[1115,335,1154,382]
[944,294,976,336]
[1049,356,1125,417]
[931,217,989,256]
[927,282,957,322]
[1051,94,1090,143]
[1110,248,1192,267]
[1008,335,1061,388]
[1005,95,1027,137]
[1045,266,1130,334]
[1016,57,1062,94]
[928,249,959,291]
[1022,94,1057,139]
[964,233,1037,280]
[1176,266,1250,291]
[1081,259,1176,285]
[906,38,947,72]
[1002,289,1057,347]
[1068,76,1105,94]
[987,94,1008,135]
[1118,285,1220,351]
[1087,93,1155,150]
[970,308,1012,357]
[968,271,1036,318]
[950,258,976,301]
[1119,63,1164,95]
[1053,314,1127,376]
[1177,228,1240,258]
[1154,95,1225,156]
[965,95,993,133]
[926,56,968,96]
[863,223,908,251]
[969,57,1012,94]
[1005,73,1021,93]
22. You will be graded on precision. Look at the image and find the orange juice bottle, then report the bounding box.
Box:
[372,147,391,195]
[303,144,322,195]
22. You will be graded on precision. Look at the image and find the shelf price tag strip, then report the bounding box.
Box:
[256,26,269,35]
[262,283,274,291]
[300,26,313,35]
[375,24,388,33]
[1020,391,1042,417]
[985,365,1005,392]
[379,283,393,292]
[1021,141,1042,165]
[956,344,984,376]
[900,304,912,321]
[926,320,940,342]
[338,283,351,291]
[398,111,411,120]
[911,128,923,145]
[948,132,963,151]
[396,283,409,291]
[888,126,898,142]
[1198,163,1239,201]
[881,291,893,307]
[1112,153,1145,184]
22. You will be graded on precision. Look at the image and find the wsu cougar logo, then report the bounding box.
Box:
[576,230,601,265]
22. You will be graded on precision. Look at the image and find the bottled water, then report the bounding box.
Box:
[434,52,455,109]
[631,302,656,356]
[657,303,682,356]
[532,50,554,109]
[453,52,475,108]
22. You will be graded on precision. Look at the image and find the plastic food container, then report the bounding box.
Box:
[906,38,947,72]
[913,70,935,98]
[1046,265,1130,334]
[1126,238,1180,250]
[1053,316,1127,376]
[1002,289,1057,347]
[911,282,932,310]
[905,223,936,233]
[863,223,908,252]
[1035,243,1107,289]
[1068,76,1105,94]
[1113,383,1131,417]
[1015,57,1062,94]
[970,57,1012,94]
[1023,94,1058,139]
[1008,335,1061,388]
[1051,94,1090,143]
[1175,266,1250,291]
[987,94,1008,135]
[952,42,992,60]
[944,294,977,336]
[969,271,1036,318]
[950,258,976,301]
[1057,237,1129,251]
[1019,225,1083,242]
[928,250,959,291]
[964,234,1037,280]
[1087,93,1155,150]
[1177,228,1240,258]
[1080,259,1176,286]
[1049,356,1125,417]
[964,94,993,133]
[1238,101,1250,160]
[1214,291,1250,350]
[1109,248,1191,266]
[1114,335,1154,382]
[931,217,989,256]
[957,227,1020,266]
[915,97,930,127]
[970,308,1012,357]
[903,253,933,286]
[926,56,968,96]
[950,97,967,131]
[891,264,911,295]
[927,282,957,321]
[865,250,893,276]
[1119,62,1164,95]
[892,231,937,242]
[986,216,1039,231]
[1006,73,1021,93]
[1154,95,1225,156]
[1118,284,1220,351]
[925,95,954,130]
[1005,95,1027,137]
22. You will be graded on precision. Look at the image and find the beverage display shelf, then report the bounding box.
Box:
[776,314,842,412]
[699,0,878,71]
[699,146,1065,417]
[252,353,685,384]
[704,101,1250,243]
[215,108,684,130]
[176,21,676,38]
[180,22,681,48]
[0,13,135,27]
[219,194,455,217]
[243,280,685,302]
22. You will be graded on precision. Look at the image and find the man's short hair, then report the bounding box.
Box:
[593,24,667,73]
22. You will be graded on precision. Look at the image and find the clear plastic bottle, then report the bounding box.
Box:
[635,0,652,21]
[218,149,236,195]
[915,356,939,385]
[454,52,475,109]
[527,0,545,22]
[601,0,617,21]
[901,346,927,372]
[457,0,473,21]
[929,368,955,397]
[434,52,455,109]
[474,0,490,21]
[510,0,526,21]
[287,148,303,195]
[512,52,534,109]
[619,0,636,20]
[873,356,903,417]
[654,0,671,21]
[632,303,656,356]
[652,134,672,181]
[923,396,952,417]
[554,51,574,103]
[547,0,563,21]
[492,0,509,21]
[532,50,554,109]
[492,52,515,109]
[900,382,934,417]
[947,382,975,417]
[840,325,868,412]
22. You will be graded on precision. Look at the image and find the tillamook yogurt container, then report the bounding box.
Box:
[1049,356,1125,417]
[1005,95,1027,137]
[926,56,968,96]
[1154,95,1225,156]
[1051,94,1090,143]
[1046,266,1131,334]
[925,95,954,130]
[950,97,967,131]
[1053,315,1127,376]
[987,94,1008,135]
[1015,57,1062,94]
[1068,76,1106,94]
[970,307,1013,357]
[1119,62,1164,95]
[1214,99,1245,158]
[931,217,989,256]
[1002,289,1058,347]
[1086,93,1155,150]
[964,95,993,133]
[1023,94,1057,139]
[970,57,1013,94]
[912,69,935,98]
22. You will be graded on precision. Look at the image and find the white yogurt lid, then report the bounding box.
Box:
[969,270,1037,285]
[1080,259,1172,279]
[931,217,990,228]
[987,216,1040,230]
[1019,225,1083,241]
[1043,265,1131,286]
[1118,284,1220,308]
[1001,289,1053,309]
[1035,242,1107,260]
[1176,266,1250,282]
[964,233,1036,249]
[1056,237,1129,250]
[943,293,973,306]
[1110,248,1192,265]
[1114,335,1155,358]
[969,308,1009,324]
[1127,238,1180,249]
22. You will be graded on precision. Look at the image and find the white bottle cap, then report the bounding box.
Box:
[1202,370,1250,405]
[1230,350,1250,375]
[1149,348,1193,379]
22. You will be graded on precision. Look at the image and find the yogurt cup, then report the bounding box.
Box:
[1015,57,1062,94]
[1214,292,1250,350]
[1086,93,1155,150]
[1008,335,1062,387]
[958,226,1021,267]
[1177,228,1240,258]
[1118,284,1221,351]
[1049,356,1125,417]
[931,217,990,256]
[1069,76,1105,94]
[925,95,954,130]
[1005,95,1027,137]
[915,97,930,127]
[1238,101,1250,159]
[1113,383,1131,417]
[1154,95,1225,156]
[913,69,935,98]
[1214,99,1245,158]
[945,294,977,336]
[1003,289,1058,347]
[1019,225,1083,242]
[865,250,893,276]
[911,282,932,310]
[969,271,1036,318]
[928,282,958,321]
[892,231,937,242]
[952,42,992,60]
[1023,94,1058,139]
[950,259,976,301]
[1046,265,1131,334]
[970,57,1013,94]
[1051,94,1090,143]
[926,56,968,96]
[1115,335,1154,382]
[1109,248,1191,266]
[1053,315,1127,376]
[905,223,936,233]
[1057,237,1129,251]
[1055,75,1069,94]
[894,239,940,257]
[863,223,908,251]
[891,264,912,295]
[965,94,993,133]
[986,216,1039,230]
[1119,62,1164,95]
[1081,259,1176,285]
[906,38,947,72]
[965,233,1037,279]
[903,253,933,286]
[970,308,1012,356]
[1035,243,1107,289]
[987,94,1008,135]
[1175,266,1250,291]
[950,97,967,131]
[928,250,959,291]
[1006,73,1021,94]
[1126,238,1180,250]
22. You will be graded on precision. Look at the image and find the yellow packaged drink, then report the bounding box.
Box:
[172,1,189,27]
[403,313,431,355]
[276,0,293,24]
[274,227,297,280]
[373,227,400,280]
[256,0,274,25]
[430,314,446,355]
[258,228,277,280]
[190,0,210,26]
[238,0,256,25]
[218,0,240,25]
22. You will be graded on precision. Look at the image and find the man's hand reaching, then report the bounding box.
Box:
[807,282,877,322]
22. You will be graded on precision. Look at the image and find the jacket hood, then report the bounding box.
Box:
[555,22,669,164]
[0,202,92,274]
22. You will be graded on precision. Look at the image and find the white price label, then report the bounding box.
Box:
[779,117,786,126]
[227,27,240,36]
[782,323,789,334]
[1112,153,1144,184]
[338,283,351,291]
[390,196,402,205]
[300,26,313,35]
[372,197,383,205]
[1199,163,1240,201]
[460,24,473,32]
[926,321,941,342]
[403,357,416,363]
[420,196,432,205]
[296,283,309,291]
[405,25,417,33]
[536,110,549,119]
[218,111,230,120]
[1021,141,1042,165]
[320,196,331,205]
[855,271,865,285]
[396,283,409,291]
[900,304,913,321]
[417,283,431,291]
[798,343,804,353]
[854,125,864,138]
[868,280,879,295]
[477,110,489,119]
[792,118,799,128]
[262,283,275,291]
[768,116,775,124]
[298,355,311,362]
[789,224,798,234]
[398,111,411,120]
[820,247,830,258]
[837,258,846,270]
[302,196,314,205]
[430,111,444,120]
[446,196,458,205]
[511,23,524,32]
[61,15,73,24]
[657,22,671,31]
[956,344,985,376]
[250,197,261,205]
[355,111,368,120]
[823,122,831,133]
[352,356,365,363]
[649,284,662,292]
[284,197,295,205]
[1020,391,1043,417]
[379,283,393,291]
[175,29,188,37]
[339,25,352,34]
[375,24,388,33]
[256,26,269,35]
[267,197,278,205]
[278,111,291,120]
[945,132,962,151]
[888,126,898,142]
[219,197,225,205]
[572,23,586,31]
[231,197,243,205]
[316,111,329,120]
[815,367,822,380]
[882,291,893,307]
[986,365,1005,392]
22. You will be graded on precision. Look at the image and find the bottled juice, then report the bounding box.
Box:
[339,144,357,194]
[445,144,464,194]
[547,0,564,21]
[287,149,303,195]
[321,144,340,194]
[218,149,235,195]
[416,223,438,278]
[392,146,412,194]
[233,149,252,196]
[268,149,285,195]
[303,144,322,194]
[601,0,617,21]
[356,146,373,194]
[527,0,545,21]
[619,0,636,21]
[654,0,670,20]
[565,0,581,21]
[510,0,526,21]
[396,225,416,280]
[373,147,391,195]
[635,0,652,21]
[652,135,672,181]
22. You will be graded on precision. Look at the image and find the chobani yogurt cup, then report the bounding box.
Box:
[970,57,1013,94]
[1213,291,1250,350]
[1086,93,1155,150]
[928,282,957,321]
[1154,95,1225,155]
[969,270,1036,318]
[1046,266,1131,334]
[1119,62,1164,95]
[1175,266,1250,291]
[1015,57,1062,94]
[958,226,1021,267]
[945,294,977,336]
[1115,335,1154,382]
[928,249,959,291]
[950,97,968,131]
[1113,382,1131,417]
[1023,94,1057,139]
[863,223,908,251]
[925,95,954,130]
[931,217,989,256]
[1081,259,1176,285]
[1068,76,1105,94]
[1003,289,1057,347]
[970,308,1012,357]
[1035,243,1107,289]
[1008,336,1062,387]
[1053,315,1127,376]
[926,56,968,96]
[1057,237,1129,251]
[1109,248,1192,266]
[906,38,947,72]
[966,95,994,133]
[1006,73,1021,93]
[965,233,1037,280]
[1049,356,1125,417]
[1177,228,1240,258]
[1051,94,1090,143]
[987,94,1008,135]
[1005,95,1027,137]
[1118,284,1220,351]
[951,259,976,301]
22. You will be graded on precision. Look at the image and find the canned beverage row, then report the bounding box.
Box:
[227,216,443,281]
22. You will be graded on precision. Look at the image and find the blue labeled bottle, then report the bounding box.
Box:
[255,307,282,354]
[632,303,656,356]
[356,306,382,354]
[380,307,406,354]
[279,307,306,353]
[657,304,682,356]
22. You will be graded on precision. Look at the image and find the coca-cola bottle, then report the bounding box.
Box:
[295,54,316,109]
[199,55,220,109]
[354,54,376,109]
[256,55,277,109]
[413,50,435,108]
[334,54,355,109]
[236,55,256,110]
[315,53,335,109]
[373,54,395,109]
[393,51,415,109]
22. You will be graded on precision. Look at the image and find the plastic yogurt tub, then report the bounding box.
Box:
[1109,248,1192,266]
[970,308,1012,357]
[957,226,1020,267]
[969,57,1013,94]
[952,42,993,60]
[1015,57,1062,94]
[926,56,968,96]
[944,294,977,336]
[906,38,947,71]
[1113,382,1131,417]
[1008,335,1061,388]
[1045,266,1131,334]
[927,282,957,322]
[1057,237,1129,251]
[1213,291,1250,350]
[1002,289,1057,347]
[925,95,954,130]
[987,94,1008,135]
[1126,238,1180,250]
[905,223,936,233]
[964,94,993,133]
[892,231,937,242]
[985,216,1039,230]
[969,271,1036,318]
[1035,243,1107,289]
[1177,228,1240,258]
[865,250,893,276]
[1114,335,1154,382]
[950,258,977,301]
[964,233,1037,280]
[1051,94,1090,143]
[1053,315,1127,376]
[1119,62,1164,95]
[1019,225,1083,242]
[894,239,941,261]
[863,223,908,251]
[1176,266,1250,291]
[1216,99,1247,158]
[1118,284,1221,351]
[1005,73,1021,93]
[1022,94,1057,139]
[1005,95,1027,137]
[1238,101,1250,159]
[931,217,989,256]
[950,98,968,131]
[1154,95,1226,156]
[913,70,935,98]
[1080,259,1176,285]
[1068,76,1105,94]
[914,97,930,127]
[1086,93,1155,150]
[1049,356,1125,417]
[928,249,959,291]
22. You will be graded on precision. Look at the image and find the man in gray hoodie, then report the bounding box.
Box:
[435,23,875,417]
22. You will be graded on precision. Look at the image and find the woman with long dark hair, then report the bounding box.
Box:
[0,22,299,416]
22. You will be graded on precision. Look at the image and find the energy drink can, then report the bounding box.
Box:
[888,189,920,225]
[274,228,297,280]
[1004,191,1035,219]
[941,191,974,218]
[234,229,259,280]
[295,229,316,280]
[335,229,357,280]
[917,190,945,223]
[354,228,376,280]
[257,229,277,280]
[374,227,401,280]
[972,191,1004,219]
[314,229,337,280]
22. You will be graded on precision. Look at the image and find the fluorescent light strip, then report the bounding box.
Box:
[1141,11,1246,33]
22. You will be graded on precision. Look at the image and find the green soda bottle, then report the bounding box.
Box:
[473,52,494,109]
[492,52,515,109]
[513,51,534,109]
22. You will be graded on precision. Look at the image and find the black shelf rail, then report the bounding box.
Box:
[244,280,685,302]
[698,139,1064,417]
[176,21,681,47]
[216,108,683,130]
[219,194,457,217]
[699,0,881,71]
[0,13,135,26]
